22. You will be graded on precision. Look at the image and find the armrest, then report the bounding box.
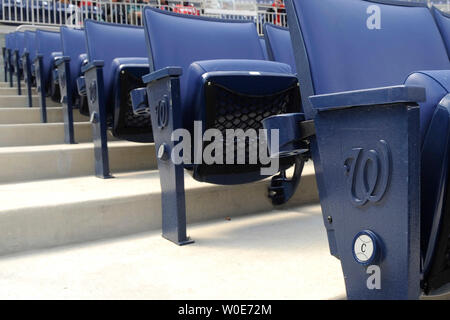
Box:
[130,88,149,116]
[310,85,426,112]
[142,67,183,85]
[81,60,104,73]
[77,76,86,96]
[55,56,70,67]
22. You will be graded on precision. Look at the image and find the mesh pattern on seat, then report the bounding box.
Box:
[213,83,298,133]
[193,81,300,183]
[209,83,300,164]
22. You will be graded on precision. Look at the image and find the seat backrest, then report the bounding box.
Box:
[259,36,269,60]
[7,32,16,52]
[14,32,25,57]
[35,30,62,85]
[432,6,450,58]
[143,8,266,91]
[263,23,296,73]
[84,20,147,102]
[287,0,450,116]
[61,26,86,90]
[24,31,37,62]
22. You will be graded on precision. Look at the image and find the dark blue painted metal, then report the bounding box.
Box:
[23,31,36,108]
[35,30,62,123]
[142,66,182,84]
[145,70,193,245]
[13,32,25,96]
[130,87,149,115]
[77,76,86,96]
[7,32,15,88]
[34,55,47,123]
[2,47,6,83]
[59,27,87,145]
[14,50,21,95]
[313,93,422,299]
[56,56,75,144]
[21,52,32,108]
[259,0,450,299]
[83,61,112,179]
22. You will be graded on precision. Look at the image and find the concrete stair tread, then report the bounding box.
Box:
[0,162,317,256]
[0,141,156,183]
[0,162,314,210]
[0,107,88,124]
[0,140,151,153]
[0,204,346,299]
[0,95,60,108]
[0,121,93,146]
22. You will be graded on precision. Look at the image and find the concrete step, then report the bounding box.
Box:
[0,87,21,95]
[0,82,16,88]
[0,107,88,124]
[0,87,38,95]
[0,122,93,147]
[0,95,60,108]
[0,203,345,299]
[0,141,156,183]
[0,162,318,256]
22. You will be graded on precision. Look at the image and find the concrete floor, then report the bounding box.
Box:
[0,204,346,299]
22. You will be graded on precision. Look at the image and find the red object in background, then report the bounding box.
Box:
[78,0,92,7]
[173,4,200,16]
[271,0,285,25]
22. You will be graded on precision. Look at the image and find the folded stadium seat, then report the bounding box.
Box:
[262,0,450,299]
[259,36,269,60]
[2,33,10,83]
[49,51,62,102]
[263,23,296,73]
[82,20,152,178]
[6,32,15,87]
[22,31,37,108]
[56,26,88,144]
[13,31,25,95]
[34,29,62,122]
[129,8,301,245]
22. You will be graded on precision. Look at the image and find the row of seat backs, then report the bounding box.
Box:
[4,31,25,57]
[83,20,148,108]
[287,0,450,278]
[35,29,62,86]
[143,8,273,131]
[60,26,86,92]
[24,31,37,62]
[263,23,296,73]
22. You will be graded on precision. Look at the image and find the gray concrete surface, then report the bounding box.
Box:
[0,141,157,183]
[0,204,347,300]
[0,163,318,256]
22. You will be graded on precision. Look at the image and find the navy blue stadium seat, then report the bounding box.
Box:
[13,31,25,95]
[6,32,16,87]
[263,23,296,73]
[56,26,88,144]
[432,6,450,58]
[259,36,269,60]
[22,30,37,108]
[132,8,300,245]
[82,20,151,178]
[263,0,450,299]
[2,33,10,83]
[34,29,61,122]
